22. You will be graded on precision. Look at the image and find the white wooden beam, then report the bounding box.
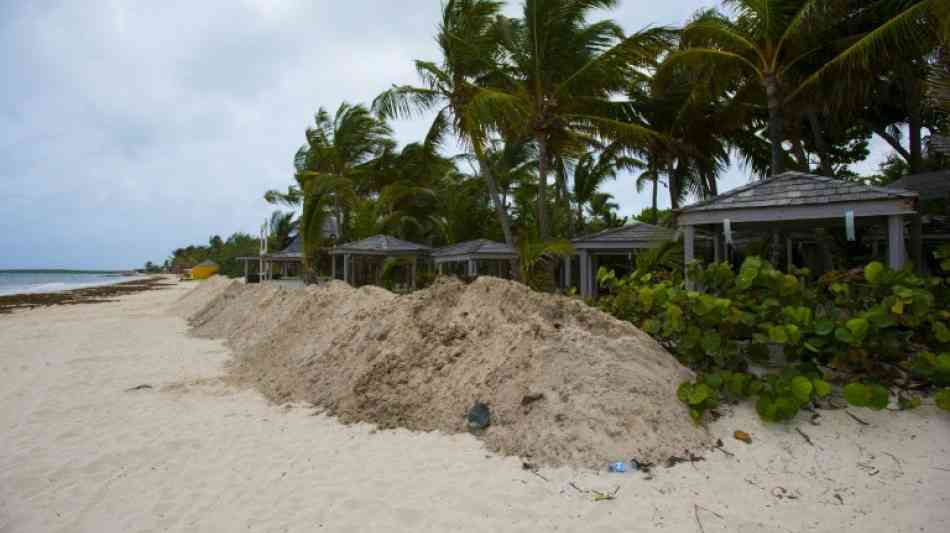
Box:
[887,215,906,270]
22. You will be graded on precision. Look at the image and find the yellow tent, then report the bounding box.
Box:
[192,259,219,280]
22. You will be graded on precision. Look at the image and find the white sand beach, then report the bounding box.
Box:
[2,279,949,533]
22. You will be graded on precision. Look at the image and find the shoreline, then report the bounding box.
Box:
[0,275,174,314]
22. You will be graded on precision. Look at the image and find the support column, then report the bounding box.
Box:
[910,213,923,273]
[468,259,477,276]
[684,226,696,289]
[564,257,572,292]
[887,215,906,271]
[786,236,794,272]
[343,254,351,284]
[579,250,590,298]
[591,255,600,299]
[244,260,249,279]
[713,228,721,263]
[331,255,336,279]
[411,256,418,289]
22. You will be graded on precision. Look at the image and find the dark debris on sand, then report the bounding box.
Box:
[0,277,172,315]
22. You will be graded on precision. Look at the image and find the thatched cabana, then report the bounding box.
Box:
[676,172,920,283]
[329,235,431,288]
[431,239,517,278]
[566,222,677,298]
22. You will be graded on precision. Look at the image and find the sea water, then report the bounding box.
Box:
[0,270,137,296]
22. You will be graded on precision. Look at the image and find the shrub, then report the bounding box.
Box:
[597,252,950,422]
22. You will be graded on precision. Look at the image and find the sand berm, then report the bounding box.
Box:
[175,276,711,468]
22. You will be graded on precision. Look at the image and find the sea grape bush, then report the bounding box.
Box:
[597,252,950,422]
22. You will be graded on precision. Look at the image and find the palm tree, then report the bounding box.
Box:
[472,0,672,239]
[294,103,392,258]
[373,0,517,248]
[662,0,946,175]
[572,145,641,234]
[267,210,296,252]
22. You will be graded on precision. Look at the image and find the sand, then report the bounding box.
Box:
[2,278,949,532]
[178,277,709,468]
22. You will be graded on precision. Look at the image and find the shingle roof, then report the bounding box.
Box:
[572,222,675,244]
[265,235,303,259]
[331,234,431,254]
[431,239,516,258]
[680,171,917,213]
[888,171,950,201]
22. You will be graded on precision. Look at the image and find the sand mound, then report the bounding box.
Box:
[178,276,711,468]
[172,275,233,318]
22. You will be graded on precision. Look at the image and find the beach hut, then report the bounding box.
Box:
[191,260,219,280]
[676,171,920,284]
[566,222,676,298]
[431,239,517,279]
[329,235,431,288]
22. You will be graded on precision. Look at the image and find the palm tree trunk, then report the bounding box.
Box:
[765,74,786,175]
[476,154,514,247]
[668,163,681,210]
[536,134,550,240]
[651,173,659,224]
[806,108,833,175]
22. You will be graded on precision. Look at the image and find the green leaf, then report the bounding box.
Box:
[756,396,776,421]
[936,389,950,411]
[843,383,868,407]
[814,319,835,336]
[704,372,724,389]
[864,261,884,284]
[791,376,813,403]
[867,385,889,410]
[688,384,712,406]
[846,318,869,341]
[834,327,853,344]
[689,407,704,423]
[702,332,722,354]
[769,325,789,344]
[676,382,692,403]
[813,379,832,398]
[934,322,950,344]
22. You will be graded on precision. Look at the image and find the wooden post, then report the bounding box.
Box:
[591,255,600,299]
[244,259,248,280]
[468,259,477,276]
[343,254,351,284]
[713,228,721,263]
[579,250,590,298]
[331,255,336,279]
[786,236,794,272]
[411,256,418,289]
[684,225,696,289]
[564,257,572,291]
[910,213,923,273]
[887,215,906,270]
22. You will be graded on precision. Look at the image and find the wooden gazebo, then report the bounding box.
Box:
[676,172,920,282]
[329,235,431,288]
[566,222,677,298]
[431,239,517,278]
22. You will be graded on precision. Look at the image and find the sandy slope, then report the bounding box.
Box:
[1,279,949,533]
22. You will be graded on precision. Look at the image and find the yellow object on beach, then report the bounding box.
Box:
[191,260,219,280]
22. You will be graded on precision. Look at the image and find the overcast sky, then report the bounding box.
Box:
[0,0,890,269]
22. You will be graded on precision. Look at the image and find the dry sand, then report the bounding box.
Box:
[180,276,709,468]
[2,278,949,532]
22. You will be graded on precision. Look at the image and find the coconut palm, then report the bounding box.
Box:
[572,145,641,234]
[662,0,947,175]
[373,0,517,248]
[470,0,672,239]
[294,103,392,258]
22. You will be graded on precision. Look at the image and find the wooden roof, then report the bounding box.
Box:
[678,172,918,226]
[889,170,950,201]
[330,235,431,255]
[431,239,516,260]
[264,235,304,262]
[571,222,675,250]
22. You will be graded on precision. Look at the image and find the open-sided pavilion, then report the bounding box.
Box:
[566,222,677,298]
[329,235,431,288]
[431,239,517,278]
[676,172,920,281]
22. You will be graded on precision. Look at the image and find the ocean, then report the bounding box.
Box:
[0,270,140,296]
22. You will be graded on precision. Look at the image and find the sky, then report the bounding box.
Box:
[0,0,892,270]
